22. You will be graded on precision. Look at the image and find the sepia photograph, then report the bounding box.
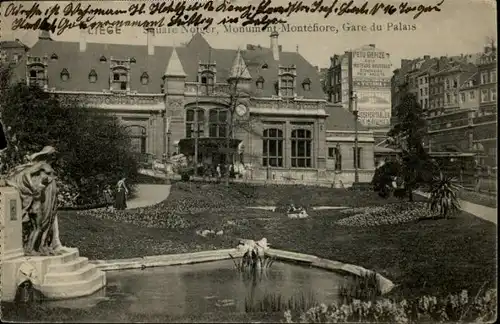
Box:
[0,0,497,322]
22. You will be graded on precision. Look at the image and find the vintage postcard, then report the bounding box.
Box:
[0,0,497,322]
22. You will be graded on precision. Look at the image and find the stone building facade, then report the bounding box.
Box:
[12,30,375,184]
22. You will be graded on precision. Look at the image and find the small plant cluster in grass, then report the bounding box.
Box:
[77,207,190,229]
[336,202,435,227]
[339,272,382,304]
[284,288,497,323]
[245,291,318,313]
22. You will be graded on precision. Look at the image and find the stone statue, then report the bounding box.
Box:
[5,146,64,256]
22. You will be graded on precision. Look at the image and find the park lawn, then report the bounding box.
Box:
[58,182,496,300]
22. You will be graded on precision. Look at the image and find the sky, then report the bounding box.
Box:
[0,0,497,69]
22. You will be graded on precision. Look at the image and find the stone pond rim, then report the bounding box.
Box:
[89,247,396,295]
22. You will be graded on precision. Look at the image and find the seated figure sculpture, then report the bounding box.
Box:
[6,146,64,256]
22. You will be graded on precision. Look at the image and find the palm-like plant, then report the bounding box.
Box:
[428,172,461,219]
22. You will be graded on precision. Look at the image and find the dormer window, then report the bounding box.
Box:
[302,78,311,91]
[89,69,97,83]
[111,67,129,91]
[60,68,70,82]
[200,72,214,85]
[278,65,296,97]
[50,53,58,60]
[256,76,265,89]
[130,57,136,64]
[100,55,107,63]
[262,63,269,69]
[140,72,149,85]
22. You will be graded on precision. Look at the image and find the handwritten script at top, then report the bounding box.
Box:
[2,0,446,35]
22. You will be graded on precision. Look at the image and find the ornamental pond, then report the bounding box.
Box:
[5,259,355,322]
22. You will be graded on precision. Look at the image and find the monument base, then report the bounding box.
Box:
[2,247,107,302]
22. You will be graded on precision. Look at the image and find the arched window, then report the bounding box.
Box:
[262,129,283,167]
[140,72,149,85]
[185,107,205,138]
[60,68,70,81]
[209,108,228,138]
[291,129,312,168]
[334,143,342,171]
[256,76,264,89]
[302,77,311,91]
[88,69,97,83]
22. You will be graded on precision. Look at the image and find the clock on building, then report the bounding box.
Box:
[236,104,248,117]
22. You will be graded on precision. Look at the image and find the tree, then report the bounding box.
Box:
[387,85,435,201]
[0,81,139,206]
[209,50,263,186]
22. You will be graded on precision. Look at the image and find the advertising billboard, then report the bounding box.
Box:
[351,45,393,127]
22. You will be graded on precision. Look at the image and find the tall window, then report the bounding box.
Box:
[291,129,312,168]
[481,89,489,103]
[262,129,283,167]
[280,76,294,97]
[334,146,342,170]
[125,125,147,154]
[490,88,497,102]
[353,147,362,169]
[481,72,489,84]
[469,91,475,100]
[490,70,496,83]
[185,108,205,138]
[460,93,466,103]
[209,108,228,138]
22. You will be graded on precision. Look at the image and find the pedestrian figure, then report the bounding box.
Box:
[216,164,221,183]
[114,177,129,210]
[103,185,114,210]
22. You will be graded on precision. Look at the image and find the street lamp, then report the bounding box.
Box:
[351,91,359,184]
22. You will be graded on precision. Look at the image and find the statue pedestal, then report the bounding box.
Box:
[1,187,106,302]
[2,247,107,301]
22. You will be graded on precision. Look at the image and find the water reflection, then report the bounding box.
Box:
[40,260,351,318]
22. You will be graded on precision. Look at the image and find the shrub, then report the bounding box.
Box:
[371,161,401,198]
[0,82,139,205]
[428,172,461,219]
[284,288,497,323]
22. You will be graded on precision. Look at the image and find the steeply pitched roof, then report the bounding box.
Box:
[18,33,324,99]
[229,49,251,80]
[164,48,186,77]
[324,104,368,131]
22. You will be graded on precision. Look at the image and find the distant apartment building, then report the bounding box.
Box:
[475,44,497,167]
[391,45,497,170]
[0,39,30,65]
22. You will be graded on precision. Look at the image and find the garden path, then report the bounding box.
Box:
[127,184,171,209]
[415,191,497,225]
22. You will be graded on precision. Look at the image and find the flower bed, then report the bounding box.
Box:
[285,288,497,323]
[336,202,435,227]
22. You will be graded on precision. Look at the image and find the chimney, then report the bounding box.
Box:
[424,55,430,60]
[270,31,279,61]
[146,28,155,55]
[79,25,87,52]
[369,44,375,48]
